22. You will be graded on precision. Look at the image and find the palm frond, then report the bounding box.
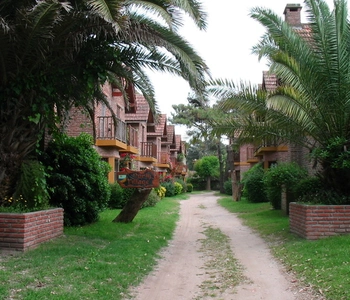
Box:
[86,0,123,25]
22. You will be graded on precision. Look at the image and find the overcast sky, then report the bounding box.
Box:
[149,0,334,140]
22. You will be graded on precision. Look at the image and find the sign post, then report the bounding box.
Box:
[117,169,159,188]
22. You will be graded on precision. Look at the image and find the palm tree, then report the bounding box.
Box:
[211,0,350,197]
[0,0,209,202]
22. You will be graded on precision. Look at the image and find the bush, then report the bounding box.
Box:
[263,162,307,209]
[224,180,233,195]
[186,183,193,193]
[175,178,187,193]
[109,183,125,209]
[187,175,206,191]
[294,176,350,205]
[161,181,175,197]
[155,186,166,198]
[241,163,267,203]
[42,133,111,226]
[142,189,161,208]
[174,182,183,195]
[293,176,323,200]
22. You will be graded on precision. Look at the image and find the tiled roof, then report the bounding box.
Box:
[167,125,175,144]
[295,24,312,42]
[175,135,181,151]
[262,71,278,92]
[125,93,154,123]
[148,114,167,137]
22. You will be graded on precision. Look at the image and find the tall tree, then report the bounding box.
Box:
[0,0,209,202]
[171,97,227,192]
[211,0,350,199]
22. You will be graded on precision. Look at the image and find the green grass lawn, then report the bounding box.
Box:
[0,194,187,300]
[218,196,350,300]
[2,192,350,300]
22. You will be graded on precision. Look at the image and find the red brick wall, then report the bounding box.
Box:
[289,203,350,240]
[0,208,64,251]
[65,107,93,137]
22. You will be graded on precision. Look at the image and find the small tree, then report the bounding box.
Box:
[194,156,219,190]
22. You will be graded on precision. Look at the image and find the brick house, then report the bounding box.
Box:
[232,4,314,184]
[171,134,188,180]
[65,81,187,183]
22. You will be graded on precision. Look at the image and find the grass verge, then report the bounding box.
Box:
[218,196,350,300]
[196,224,244,299]
[0,195,187,300]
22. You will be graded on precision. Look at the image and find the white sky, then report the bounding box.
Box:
[149,0,334,140]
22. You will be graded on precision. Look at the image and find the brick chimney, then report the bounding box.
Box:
[284,4,302,26]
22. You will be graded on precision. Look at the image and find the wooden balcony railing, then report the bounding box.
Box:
[97,116,126,143]
[140,142,157,158]
[127,125,138,148]
[158,152,170,164]
[247,147,257,160]
[260,137,279,148]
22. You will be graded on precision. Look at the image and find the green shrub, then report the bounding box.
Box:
[224,180,233,195]
[187,175,206,191]
[42,133,111,226]
[121,188,135,206]
[175,178,187,193]
[161,181,175,197]
[186,183,193,193]
[263,162,307,209]
[108,182,125,208]
[293,176,323,200]
[294,176,350,205]
[142,189,161,208]
[13,160,50,210]
[241,163,267,203]
[174,182,183,195]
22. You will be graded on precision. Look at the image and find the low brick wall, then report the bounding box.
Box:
[289,203,350,240]
[0,208,64,251]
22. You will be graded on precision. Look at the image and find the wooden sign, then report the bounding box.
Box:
[117,169,160,188]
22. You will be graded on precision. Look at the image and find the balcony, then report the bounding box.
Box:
[154,151,171,168]
[173,163,188,176]
[137,142,157,163]
[125,125,138,154]
[255,138,288,156]
[95,116,127,149]
[247,147,259,163]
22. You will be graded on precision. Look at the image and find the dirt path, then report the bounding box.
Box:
[130,192,323,300]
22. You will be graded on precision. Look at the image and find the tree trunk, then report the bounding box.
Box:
[113,188,152,223]
[217,140,225,193]
[206,176,211,190]
[232,170,242,201]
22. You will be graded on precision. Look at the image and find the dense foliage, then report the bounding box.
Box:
[241,163,267,203]
[210,0,350,201]
[186,183,194,193]
[0,0,208,208]
[224,180,233,196]
[109,183,135,209]
[42,134,111,226]
[161,181,176,197]
[263,162,307,209]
